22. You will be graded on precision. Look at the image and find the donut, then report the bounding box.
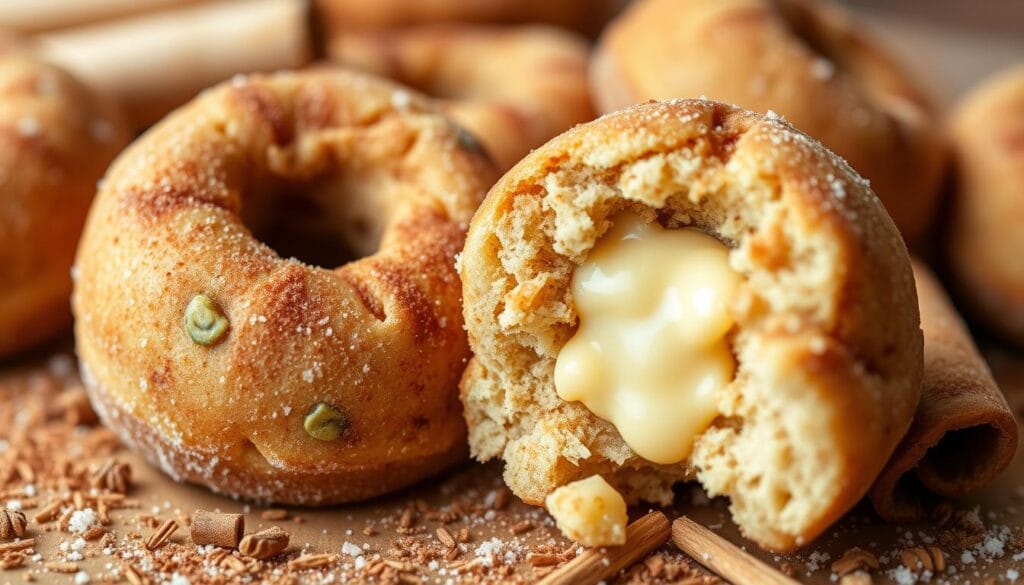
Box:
[458,99,922,550]
[72,69,497,504]
[590,0,946,248]
[327,24,595,172]
[946,65,1024,347]
[0,55,127,358]
[314,0,626,37]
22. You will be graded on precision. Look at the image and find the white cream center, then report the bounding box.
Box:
[554,212,740,464]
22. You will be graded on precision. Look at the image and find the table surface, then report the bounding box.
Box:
[4,3,1024,584]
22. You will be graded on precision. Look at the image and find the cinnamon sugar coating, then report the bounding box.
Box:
[73,69,497,504]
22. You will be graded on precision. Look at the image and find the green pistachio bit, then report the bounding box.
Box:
[304,402,348,442]
[183,294,229,346]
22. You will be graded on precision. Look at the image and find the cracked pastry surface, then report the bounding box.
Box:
[458,99,922,551]
[72,69,497,504]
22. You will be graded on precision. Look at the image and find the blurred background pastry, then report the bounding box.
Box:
[327,24,595,171]
[591,0,946,249]
[0,54,128,358]
[945,65,1024,348]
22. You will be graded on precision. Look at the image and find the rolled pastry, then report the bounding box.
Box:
[0,0,208,33]
[36,0,312,129]
[870,260,1019,522]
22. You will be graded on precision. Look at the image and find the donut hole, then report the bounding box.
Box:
[242,177,387,270]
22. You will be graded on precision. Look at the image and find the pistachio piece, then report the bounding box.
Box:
[304,403,347,441]
[183,294,229,346]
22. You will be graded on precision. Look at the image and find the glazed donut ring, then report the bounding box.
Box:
[459,99,922,550]
[314,0,625,37]
[946,66,1024,347]
[591,0,946,248]
[0,55,127,357]
[73,69,497,503]
[328,25,595,172]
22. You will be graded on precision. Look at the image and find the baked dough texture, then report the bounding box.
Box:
[590,0,946,248]
[328,24,595,172]
[0,55,127,357]
[459,99,922,550]
[946,66,1024,347]
[73,69,497,504]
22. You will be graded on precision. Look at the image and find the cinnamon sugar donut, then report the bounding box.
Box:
[458,99,922,550]
[590,0,946,248]
[328,24,595,171]
[0,55,127,358]
[314,0,625,37]
[72,69,497,503]
[946,66,1024,347]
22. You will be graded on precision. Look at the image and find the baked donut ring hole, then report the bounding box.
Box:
[241,177,387,270]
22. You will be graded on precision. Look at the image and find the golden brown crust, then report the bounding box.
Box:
[313,0,626,37]
[327,24,595,172]
[590,0,946,248]
[0,55,128,357]
[459,99,921,550]
[73,69,497,504]
[946,65,1024,347]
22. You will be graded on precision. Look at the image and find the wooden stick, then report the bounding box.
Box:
[671,517,800,585]
[538,511,670,585]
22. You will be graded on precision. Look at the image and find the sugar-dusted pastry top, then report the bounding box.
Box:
[459,98,922,551]
[73,68,497,504]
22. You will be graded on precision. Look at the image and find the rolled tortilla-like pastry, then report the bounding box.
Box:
[870,259,1019,522]
[0,0,208,34]
[35,0,312,129]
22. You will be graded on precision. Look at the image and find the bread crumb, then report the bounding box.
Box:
[545,475,627,547]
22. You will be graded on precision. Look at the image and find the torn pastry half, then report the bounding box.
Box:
[458,99,923,551]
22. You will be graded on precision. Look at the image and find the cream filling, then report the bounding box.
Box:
[554,212,739,465]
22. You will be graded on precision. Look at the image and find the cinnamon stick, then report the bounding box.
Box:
[190,510,244,549]
[671,517,800,585]
[870,259,1019,521]
[538,511,670,585]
